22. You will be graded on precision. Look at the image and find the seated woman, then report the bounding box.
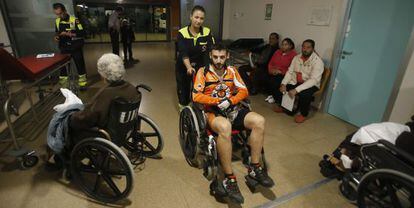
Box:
[320,117,414,179]
[69,53,141,141]
[265,38,296,106]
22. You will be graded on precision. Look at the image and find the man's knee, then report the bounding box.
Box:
[214,118,232,138]
[246,112,265,130]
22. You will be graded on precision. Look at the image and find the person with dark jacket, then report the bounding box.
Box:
[120,18,137,64]
[70,53,140,140]
[238,33,279,95]
[176,5,215,110]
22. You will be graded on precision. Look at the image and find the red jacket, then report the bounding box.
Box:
[268,49,297,75]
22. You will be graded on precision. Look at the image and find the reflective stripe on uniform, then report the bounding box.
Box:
[178,26,211,46]
[78,74,87,87]
[56,16,83,31]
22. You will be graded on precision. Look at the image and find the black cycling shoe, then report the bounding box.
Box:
[211,177,244,204]
[247,165,275,188]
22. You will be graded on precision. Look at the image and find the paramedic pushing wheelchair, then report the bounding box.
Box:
[192,43,275,203]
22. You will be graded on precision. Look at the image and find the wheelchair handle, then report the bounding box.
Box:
[136,84,152,92]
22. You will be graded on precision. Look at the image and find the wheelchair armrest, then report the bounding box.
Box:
[136,84,152,92]
[84,127,111,141]
[378,139,414,166]
[239,99,251,110]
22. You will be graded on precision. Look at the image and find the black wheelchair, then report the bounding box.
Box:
[338,139,414,208]
[178,101,270,193]
[58,84,163,203]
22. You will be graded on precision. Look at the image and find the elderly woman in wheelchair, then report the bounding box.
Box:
[47,53,163,203]
[179,43,274,204]
[319,117,414,207]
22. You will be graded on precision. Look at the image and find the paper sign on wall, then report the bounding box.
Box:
[265,4,273,20]
[308,5,333,26]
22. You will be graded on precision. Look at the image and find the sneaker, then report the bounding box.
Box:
[264,95,273,102]
[221,177,244,204]
[248,165,275,188]
[294,114,306,123]
[267,96,275,104]
[273,105,284,113]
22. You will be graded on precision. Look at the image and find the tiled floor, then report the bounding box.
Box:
[0,43,357,208]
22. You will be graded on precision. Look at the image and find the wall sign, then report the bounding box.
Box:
[265,4,273,20]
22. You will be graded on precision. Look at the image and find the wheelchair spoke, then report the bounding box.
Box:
[79,165,98,174]
[140,132,158,137]
[144,141,157,152]
[102,174,122,196]
[106,169,127,176]
[93,175,102,192]
[385,180,403,208]
[82,148,100,168]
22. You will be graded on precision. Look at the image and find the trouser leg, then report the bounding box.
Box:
[238,65,253,91]
[128,43,133,60]
[297,86,318,117]
[175,66,191,105]
[71,48,86,75]
[110,30,119,55]
[267,74,284,103]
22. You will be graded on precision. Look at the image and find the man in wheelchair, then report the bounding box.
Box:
[192,43,274,203]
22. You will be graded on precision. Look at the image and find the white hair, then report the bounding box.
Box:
[97,53,125,82]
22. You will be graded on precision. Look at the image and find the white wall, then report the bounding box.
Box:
[223,0,347,64]
[0,9,11,53]
[389,51,414,123]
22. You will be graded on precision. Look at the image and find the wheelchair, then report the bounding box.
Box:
[58,84,164,203]
[338,139,414,208]
[178,101,270,193]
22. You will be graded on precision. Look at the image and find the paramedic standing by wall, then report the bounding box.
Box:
[176,5,215,111]
[53,3,87,89]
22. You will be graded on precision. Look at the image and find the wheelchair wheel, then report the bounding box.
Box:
[71,137,134,203]
[124,113,164,157]
[179,106,203,168]
[357,169,414,208]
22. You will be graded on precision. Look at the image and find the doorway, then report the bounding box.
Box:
[327,0,414,127]
[74,2,170,43]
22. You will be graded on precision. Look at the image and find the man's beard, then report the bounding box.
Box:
[211,61,225,70]
[302,51,312,57]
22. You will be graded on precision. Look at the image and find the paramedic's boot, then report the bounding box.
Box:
[210,176,244,204]
[245,164,274,191]
[59,76,68,88]
[78,74,88,91]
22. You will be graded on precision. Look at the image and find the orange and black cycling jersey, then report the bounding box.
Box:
[192,65,249,107]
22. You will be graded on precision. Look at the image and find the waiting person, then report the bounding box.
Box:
[176,5,215,110]
[52,3,87,90]
[70,53,140,133]
[320,118,414,179]
[120,18,137,64]
[278,39,324,123]
[108,7,123,55]
[47,53,140,168]
[193,43,274,204]
[238,33,279,95]
[265,38,297,105]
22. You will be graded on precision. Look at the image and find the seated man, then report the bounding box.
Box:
[70,53,141,141]
[278,39,324,123]
[238,32,280,95]
[193,43,274,204]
